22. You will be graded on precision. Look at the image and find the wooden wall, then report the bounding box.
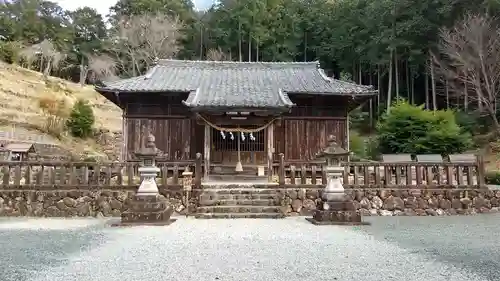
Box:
[121,93,350,162]
[273,94,349,161]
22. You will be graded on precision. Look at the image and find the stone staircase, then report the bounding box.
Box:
[207,165,269,183]
[195,184,285,219]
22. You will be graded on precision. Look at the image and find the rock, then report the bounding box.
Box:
[379,210,393,216]
[428,197,439,208]
[371,196,383,209]
[176,204,185,213]
[425,209,438,216]
[359,208,370,216]
[369,209,378,216]
[287,190,298,200]
[302,199,316,211]
[403,208,417,216]
[435,209,445,216]
[473,197,490,209]
[291,199,302,212]
[76,202,91,216]
[490,197,499,207]
[297,189,306,200]
[109,198,122,210]
[383,196,404,211]
[359,198,370,209]
[56,200,69,211]
[414,209,426,216]
[393,210,404,216]
[438,199,451,210]
[451,199,462,209]
[63,197,77,208]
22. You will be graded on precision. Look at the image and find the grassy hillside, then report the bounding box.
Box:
[0,61,122,158]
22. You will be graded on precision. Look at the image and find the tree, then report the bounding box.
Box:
[68,7,107,85]
[66,99,95,138]
[433,13,500,134]
[110,12,183,76]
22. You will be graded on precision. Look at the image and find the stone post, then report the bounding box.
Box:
[114,134,175,227]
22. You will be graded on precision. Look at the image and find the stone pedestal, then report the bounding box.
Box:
[306,199,369,225]
[117,194,175,226]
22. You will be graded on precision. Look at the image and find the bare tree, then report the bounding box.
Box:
[88,54,118,83]
[110,13,183,77]
[206,48,230,61]
[433,13,500,134]
[19,39,65,78]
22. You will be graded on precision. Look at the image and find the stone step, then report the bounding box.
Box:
[200,188,280,195]
[200,193,279,201]
[199,199,280,206]
[202,184,275,189]
[207,174,269,182]
[195,213,285,219]
[197,206,281,213]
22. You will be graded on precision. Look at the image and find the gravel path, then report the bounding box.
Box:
[0,216,496,281]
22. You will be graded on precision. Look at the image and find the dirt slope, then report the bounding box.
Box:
[0,61,122,159]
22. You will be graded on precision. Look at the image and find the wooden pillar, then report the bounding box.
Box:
[121,117,128,161]
[204,124,211,179]
[267,122,274,182]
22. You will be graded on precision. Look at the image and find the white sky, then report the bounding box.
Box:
[53,0,214,17]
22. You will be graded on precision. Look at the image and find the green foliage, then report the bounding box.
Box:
[0,41,21,63]
[485,171,500,185]
[377,100,472,155]
[66,99,95,138]
[349,131,380,160]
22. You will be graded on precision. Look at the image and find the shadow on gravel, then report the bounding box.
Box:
[357,214,500,281]
[0,218,108,281]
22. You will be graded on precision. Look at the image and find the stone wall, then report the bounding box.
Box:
[279,188,500,216]
[0,187,498,217]
[0,189,193,217]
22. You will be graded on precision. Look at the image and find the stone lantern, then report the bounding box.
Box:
[116,133,175,226]
[306,135,369,225]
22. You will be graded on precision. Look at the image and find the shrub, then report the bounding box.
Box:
[349,131,380,160]
[485,171,500,185]
[37,95,69,137]
[377,100,471,155]
[66,99,95,138]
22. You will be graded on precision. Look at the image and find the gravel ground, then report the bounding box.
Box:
[0,215,499,281]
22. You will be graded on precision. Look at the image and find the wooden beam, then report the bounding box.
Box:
[204,124,211,179]
[267,121,274,182]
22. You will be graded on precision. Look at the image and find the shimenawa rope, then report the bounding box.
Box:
[197,113,277,133]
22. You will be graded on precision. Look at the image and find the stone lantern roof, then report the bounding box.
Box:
[135,134,158,158]
[316,135,350,159]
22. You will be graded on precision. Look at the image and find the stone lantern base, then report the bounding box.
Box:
[306,199,370,226]
[112,194,175,227]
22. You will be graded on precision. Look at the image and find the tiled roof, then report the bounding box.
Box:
[96,60,377,109]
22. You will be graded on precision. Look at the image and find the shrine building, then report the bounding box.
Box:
[95,59,377,179]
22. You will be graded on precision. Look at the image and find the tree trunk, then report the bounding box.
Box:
[238,21,242,62]
[445,80,449,109]
[386,49,394,113]
[405,60,410,101]
[303,31,307,62]
[199,26,203,60]
[369,68,373,129]
[377,64,382,116]
[248,32,252,62]
[79,57,87,86]
[395,48,399,100]
[425,69,429,109]
[429,51,437,111]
